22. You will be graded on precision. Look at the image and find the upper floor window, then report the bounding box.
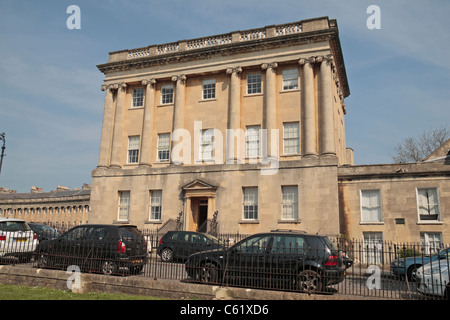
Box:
[161,84,174,104]
[202,79,216,100]
[360,189,382,223]
[201,129,214,161]
[246,125,260,158]
[131,87,144,107]
[283,122,299,155]
[247,73,261,94]
[282,68,298,90]
[157,133,170,162]
[127,136,140,164]
[417,188,441,222]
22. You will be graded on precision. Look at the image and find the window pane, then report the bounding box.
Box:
[150,190,162,220]
[361,190,381,222]
[282,186,298,220]
[246,126,260,157]
[202,79,216,100]
[201,129,214,160]
[243,187,258,220]
[157,133,170,161]
[283,122,299,154]
[118,191,130,221]
[282,69,298,90]
[132,88,144,107]
[128,136,140,163]
[247,73,261,94]
[161,85,174,104]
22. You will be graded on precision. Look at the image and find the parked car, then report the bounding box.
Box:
[416,252,450,298]
[185,230,349,293]
[157,231,224,262]
[391,248,450,281]
[35,224,148,275]
[0,218,37,263]
[28,223,59,242]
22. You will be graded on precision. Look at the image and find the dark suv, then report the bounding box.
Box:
[35,224,148,275]
[157,231,224,262]
[185,230,349,293]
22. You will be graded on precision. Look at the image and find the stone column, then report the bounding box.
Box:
[318,55,336,156]
[97,84,116,168]
[261,62,278,159]
[109,82,127,168]
[171,75,187,163]
[140,78,156,167]
[226,67,242,162]
[299,58,317,158]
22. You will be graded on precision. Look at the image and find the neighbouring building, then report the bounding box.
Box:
[89,16,449,250]
[0,185,90,231]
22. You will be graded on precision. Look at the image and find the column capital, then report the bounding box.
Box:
[171,74,187,83]
[298,57,316,66]
[226,66,242,75]
[142,78,156,87]
[101,83,118,91]
[261,62,278,70]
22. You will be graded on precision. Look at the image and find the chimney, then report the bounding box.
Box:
[30,186,43,193]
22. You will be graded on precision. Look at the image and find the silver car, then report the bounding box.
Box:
[0,218,37,262]
[416,251,449,298]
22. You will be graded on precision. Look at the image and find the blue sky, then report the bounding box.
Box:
[0,0,449,193]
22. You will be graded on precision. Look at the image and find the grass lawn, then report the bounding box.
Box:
[0,283,166,300]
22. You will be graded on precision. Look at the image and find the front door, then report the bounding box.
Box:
[197,200,208,232]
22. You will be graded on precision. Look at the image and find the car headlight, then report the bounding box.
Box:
[424,265,448,275]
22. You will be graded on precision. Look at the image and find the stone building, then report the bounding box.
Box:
[90,17,351,237]
[90,16,449,249]
[0,185,90,231]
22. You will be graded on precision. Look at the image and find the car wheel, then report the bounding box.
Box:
[161,248,173,262]
[407,265,420,282]
[297,269,322,293]
[101,261,117,275]
[198,263,219,283]
[37,253,49,268]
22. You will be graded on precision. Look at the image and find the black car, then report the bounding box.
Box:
[28,223,59,242]
[157,231,224,262]
[185,230,349,293]
[35,224,148,275]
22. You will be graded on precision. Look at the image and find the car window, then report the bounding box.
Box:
[191,234,206,245]
[120,227,142,240]
[0,221,31,232]
[234,235,272,253]
[271,236,305,254]
[88,227,111,240]
[63,226,89,240]
[173,232,189,242]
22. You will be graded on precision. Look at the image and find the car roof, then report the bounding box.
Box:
[0,217,27,223]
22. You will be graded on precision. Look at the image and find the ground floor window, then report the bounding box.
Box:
[363,232,383,264]
[118,191,130,221]
[243,187,258,220]
[149,190,162,221]
[420,232,442,254]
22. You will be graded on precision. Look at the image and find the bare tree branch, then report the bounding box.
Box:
[392,125,450,163]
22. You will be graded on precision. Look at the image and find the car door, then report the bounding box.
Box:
[269,235,306,290]
[225,235,273,287]
[53,226,89,267]
[173,232,190,260]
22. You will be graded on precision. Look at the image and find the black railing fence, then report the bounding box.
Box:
[0,228,448,300]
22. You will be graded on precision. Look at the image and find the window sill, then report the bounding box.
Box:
[278,219,301,224]
[128,106,144,110]
[416,221,443,225]
[157,103,174,108]
[359,221,384,225]
[243,93,263,98]
[145,220,162,225]
[238,220,259,224]
[198,98,217,103]
[113,220,130,224]
[279,89,300,94]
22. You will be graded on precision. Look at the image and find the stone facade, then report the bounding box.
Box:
[0,185,90,231]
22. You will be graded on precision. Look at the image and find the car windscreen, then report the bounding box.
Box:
[0,221,31,232]
[204,233,223,245]
[119,227,143,240]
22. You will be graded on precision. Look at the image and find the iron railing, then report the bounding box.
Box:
[0,228,448,300]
